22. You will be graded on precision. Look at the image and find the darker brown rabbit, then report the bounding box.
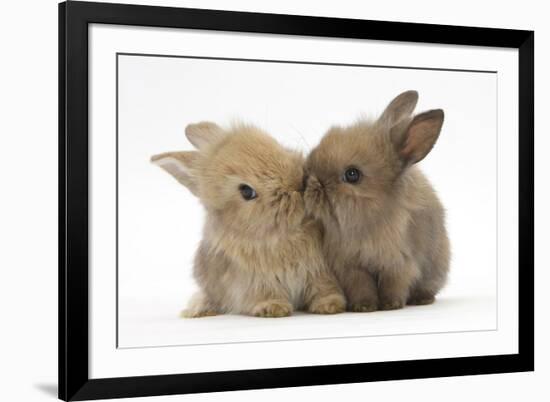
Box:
[304,90,450,311]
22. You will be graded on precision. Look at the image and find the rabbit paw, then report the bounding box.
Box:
[349,302,378,313]
[181,291,218,318]
[379,299,405,311]
[180,309,218,318]
[408,295,435,305]
[309,293,346,314]
[252,300,292,318]
[347,293,379,312]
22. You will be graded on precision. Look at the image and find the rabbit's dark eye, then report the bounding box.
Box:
[343,167,362,184]
[239,184,257,201]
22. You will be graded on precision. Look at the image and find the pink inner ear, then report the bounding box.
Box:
[400,119,440,163]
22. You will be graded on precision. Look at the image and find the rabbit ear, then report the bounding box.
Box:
[379,90,419,127]
[151,151,201,196]
[185,121,225,150]
[398,109,444,165]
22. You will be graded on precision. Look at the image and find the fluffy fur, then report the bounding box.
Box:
[304,91,450,311]
[152,122,345,317]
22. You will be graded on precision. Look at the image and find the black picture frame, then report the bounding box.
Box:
[59,1,534,400]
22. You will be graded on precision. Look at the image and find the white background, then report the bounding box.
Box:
[117,51,504,347]
[0,0,546,401]
[118,50,498,348]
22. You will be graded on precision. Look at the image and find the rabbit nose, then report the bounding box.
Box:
[300,174,309,192]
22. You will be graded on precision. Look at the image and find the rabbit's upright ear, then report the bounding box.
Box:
[185,121,225,150]
[379,90,419,128]
[398,109,444,165]
[151,151,201,196]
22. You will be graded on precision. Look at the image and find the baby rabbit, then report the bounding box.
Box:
[152,122,345,318]
[305,90,450,311]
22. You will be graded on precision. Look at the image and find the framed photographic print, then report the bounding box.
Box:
[59,1,534,400]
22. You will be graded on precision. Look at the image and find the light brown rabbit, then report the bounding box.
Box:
[152,122,345,317]
[304,90,450,311]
